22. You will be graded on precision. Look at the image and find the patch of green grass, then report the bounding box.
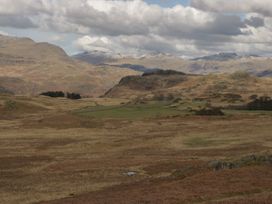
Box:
[74,102,184,120]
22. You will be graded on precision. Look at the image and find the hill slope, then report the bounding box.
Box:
[0,35,138,96]
[105,70,272,101]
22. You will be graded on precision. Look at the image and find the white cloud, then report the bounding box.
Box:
[76,36,113,52]
[0,0,271,56]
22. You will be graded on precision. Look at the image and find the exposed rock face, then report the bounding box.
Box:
[209,154,272,171]
[118,70,187,91]
[104,70,189,98]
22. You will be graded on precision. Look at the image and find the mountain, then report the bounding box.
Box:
[72,50,120,65]
[73,50,272,77]
[192,52,240,61]
[104,53,272,77]
[0,35,139,96]
[105,70,272,101]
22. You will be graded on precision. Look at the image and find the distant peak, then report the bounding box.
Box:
[193,52,239,61]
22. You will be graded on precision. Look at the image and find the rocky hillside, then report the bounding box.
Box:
[0,35,139,96]
[105,70,272,102]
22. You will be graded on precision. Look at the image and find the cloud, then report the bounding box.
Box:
[0,14,37,28]
[0,0,271,56]
[76,36,113,53]
[0,0,244,37]
[244,16,264,28]
[191,0,272,17]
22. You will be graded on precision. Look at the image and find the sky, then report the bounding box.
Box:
[0,0,272,57]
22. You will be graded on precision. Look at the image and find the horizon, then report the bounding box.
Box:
[1,33,270,58]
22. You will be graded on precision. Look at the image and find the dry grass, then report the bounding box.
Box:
[0,95,272,204]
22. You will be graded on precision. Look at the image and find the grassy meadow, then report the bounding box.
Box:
[0,95,272,204]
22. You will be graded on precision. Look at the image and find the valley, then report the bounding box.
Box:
[0,35,272,204]
[1,94,272,204]
[2,0,272,203]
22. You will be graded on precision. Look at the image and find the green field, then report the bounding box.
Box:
[74,102,185,119]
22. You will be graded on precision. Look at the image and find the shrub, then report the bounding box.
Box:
[247,96,272,110]
[249,94,258,100]
[67,92,81,100]
[4,100,17,110]
[194,107,225,116]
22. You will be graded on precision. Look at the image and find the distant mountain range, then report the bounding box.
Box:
[193,52,239,61]
[73,51,272,77]
[72,50,122,65]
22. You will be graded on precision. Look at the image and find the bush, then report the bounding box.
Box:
[247,96,272,110]
[249,94,258,100]
[40,91,65,98]
[67,92,81,100]
[194,107,225,116]
[4,100,17,110]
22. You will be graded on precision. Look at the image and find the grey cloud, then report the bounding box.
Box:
[191,0,272,17]
[0,14,36,28]
[245,16,264,28]
[206,15,245,35]
[0,0,247,38]
[0,0,271,56]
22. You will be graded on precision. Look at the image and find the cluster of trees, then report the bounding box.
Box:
[40,91,65,98]
[67,92,81,100]
[247,96,272,110]
[40,91,81,100]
